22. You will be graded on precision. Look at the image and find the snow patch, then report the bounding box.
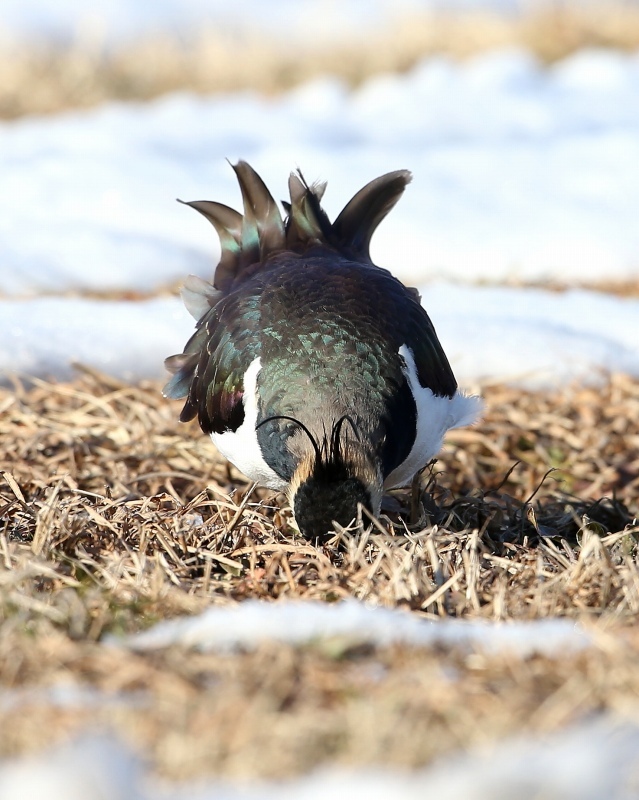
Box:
[3,285,638,388]
[118,598,591,656]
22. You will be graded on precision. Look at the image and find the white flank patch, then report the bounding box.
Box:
[385,345,483,489]
[210,357,286,491]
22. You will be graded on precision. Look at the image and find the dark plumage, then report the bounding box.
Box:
[165,162,481,539]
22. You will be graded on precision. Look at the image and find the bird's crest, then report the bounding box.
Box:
[179,161,412,294]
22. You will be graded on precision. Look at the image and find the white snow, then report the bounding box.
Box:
[3,284,638,387]
[0,1,604,47]
[119,597,591,655]
[3,49,639,297]
[0,737,141,800]
[2,719,639,800]
[1,297,191,382]
[0,0,434,45]
[429,284,639,388]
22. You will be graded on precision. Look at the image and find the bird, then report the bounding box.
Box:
[164,161,482,539]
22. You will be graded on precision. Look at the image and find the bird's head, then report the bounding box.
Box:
[275,415,382,540]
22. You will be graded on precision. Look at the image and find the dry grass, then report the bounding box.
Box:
[2,4,639,119]
[480,277,639,299]
[9,276,639,305]
[0,368,638,778]
[1,368,638,620]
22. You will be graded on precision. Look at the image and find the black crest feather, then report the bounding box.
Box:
[179,160,411,294]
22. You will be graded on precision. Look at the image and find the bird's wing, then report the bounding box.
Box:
[403,293,458,398]
[164,291,261,435]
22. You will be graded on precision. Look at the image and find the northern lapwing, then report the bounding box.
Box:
[164,162,481,539]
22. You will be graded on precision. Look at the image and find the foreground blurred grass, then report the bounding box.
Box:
[2,4,639,118]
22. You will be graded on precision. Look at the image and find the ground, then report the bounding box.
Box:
[1,369,638,779]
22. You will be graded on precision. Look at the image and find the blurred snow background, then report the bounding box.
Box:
[2,45,639,386]
[1,0,626,45]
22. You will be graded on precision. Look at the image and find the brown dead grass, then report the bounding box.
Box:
[1,368,638,623]
[8,276,639,304]
[0,368,638,778]
[479,277,639,299]
[2,4,639,119]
